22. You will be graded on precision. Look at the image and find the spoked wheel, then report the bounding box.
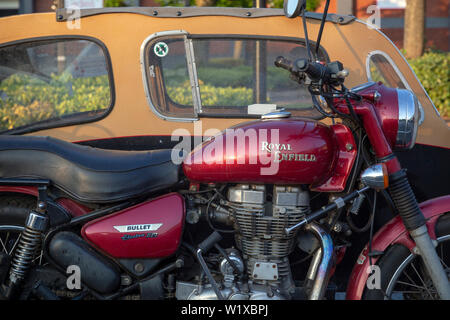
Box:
[0,225,45,268]
[0,196,47,299]
[0,225,25,259]
[0,225,25,286]
[363,214,450,300]
[385,235,449,300]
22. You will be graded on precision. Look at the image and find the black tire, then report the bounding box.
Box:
[0,194,36,226]
[363,213,450,300]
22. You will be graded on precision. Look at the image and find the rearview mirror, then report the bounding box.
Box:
[283,0,306,18]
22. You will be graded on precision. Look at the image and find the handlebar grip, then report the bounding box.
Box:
[275,56,340,85]
[274,56,293,71]
[294,59,325,81]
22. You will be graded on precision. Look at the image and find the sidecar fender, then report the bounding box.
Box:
[345,195,450,300]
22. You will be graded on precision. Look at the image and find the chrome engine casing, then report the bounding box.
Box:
[176,249,285,300]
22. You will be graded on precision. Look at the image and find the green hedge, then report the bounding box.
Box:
[1,51,447,132]
[0,74,110,131]
[166,81,253,106]
[407,51,450,118]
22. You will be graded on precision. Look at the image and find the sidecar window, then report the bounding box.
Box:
[144,35,327,120]
[367,52,407,89]
[0,38,113,133]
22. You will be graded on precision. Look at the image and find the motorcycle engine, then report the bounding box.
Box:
[229,185,309,296]
[178,184,310,300]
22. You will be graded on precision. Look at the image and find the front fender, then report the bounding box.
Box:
[345,195,450,300]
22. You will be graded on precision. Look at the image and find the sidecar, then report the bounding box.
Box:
[0,6,448,202]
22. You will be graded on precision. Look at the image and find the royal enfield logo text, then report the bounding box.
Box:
[171,120,281,176]
[261,141,317,163]
[260,141,292,152]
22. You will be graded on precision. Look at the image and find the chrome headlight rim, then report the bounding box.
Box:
[395,89,420,150]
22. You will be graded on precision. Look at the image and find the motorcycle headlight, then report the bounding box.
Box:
[395,89,420,150]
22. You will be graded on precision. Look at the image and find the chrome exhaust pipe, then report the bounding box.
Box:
[304,223,334,300]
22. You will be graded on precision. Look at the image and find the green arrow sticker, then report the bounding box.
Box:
[154,42,169,58]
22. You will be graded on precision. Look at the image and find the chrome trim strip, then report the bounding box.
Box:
[184,37,202,115]
[356,18,438,120]
[366,49,425,126]
[396,89,419,149]
[56,7,355,24]
[366,50,411,91]
[139,30,198,122]
[261,110,291,119]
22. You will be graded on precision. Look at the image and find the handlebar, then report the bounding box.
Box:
[274,56,357,121]
[274,56,346,85]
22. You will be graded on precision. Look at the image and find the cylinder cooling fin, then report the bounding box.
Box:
[226,184,310,294]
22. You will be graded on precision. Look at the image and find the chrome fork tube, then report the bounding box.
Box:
[410,225,450,299]
[304,223,334,300]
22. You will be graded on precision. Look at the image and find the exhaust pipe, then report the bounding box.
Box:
[304,223,334,300]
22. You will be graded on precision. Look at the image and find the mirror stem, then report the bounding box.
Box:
[315,0,330,60]
[301,9,314,61]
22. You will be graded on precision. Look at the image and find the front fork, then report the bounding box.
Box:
[336,99,450,299]
[388,169,450,299]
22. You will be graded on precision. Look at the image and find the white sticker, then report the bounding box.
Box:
[154,42,169,58]
[247,104,277,115]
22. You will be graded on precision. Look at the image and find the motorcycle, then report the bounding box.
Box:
[0,0,448,300]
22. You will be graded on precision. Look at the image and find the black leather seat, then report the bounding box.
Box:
[0,136,180,203]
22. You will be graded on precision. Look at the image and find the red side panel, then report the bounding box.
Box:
[0,186,38,197]
[345,195,450,300]
[310,124,357,192]
[81,193,185,259]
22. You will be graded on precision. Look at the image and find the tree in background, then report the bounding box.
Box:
[403,0,425,59]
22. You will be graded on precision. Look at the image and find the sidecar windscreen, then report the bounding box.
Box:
[144,35,328,120]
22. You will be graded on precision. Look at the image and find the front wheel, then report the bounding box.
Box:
[363,213,450,300]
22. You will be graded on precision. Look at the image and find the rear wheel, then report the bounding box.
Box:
[0,195,35,265]
[0,195,53,299]
[363,213,450,300]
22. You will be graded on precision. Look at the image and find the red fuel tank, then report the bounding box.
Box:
[81,193,185,259]
[183,119,347,186]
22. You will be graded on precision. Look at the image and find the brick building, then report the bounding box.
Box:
[1,0,448,51]
[316,0,449,51]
